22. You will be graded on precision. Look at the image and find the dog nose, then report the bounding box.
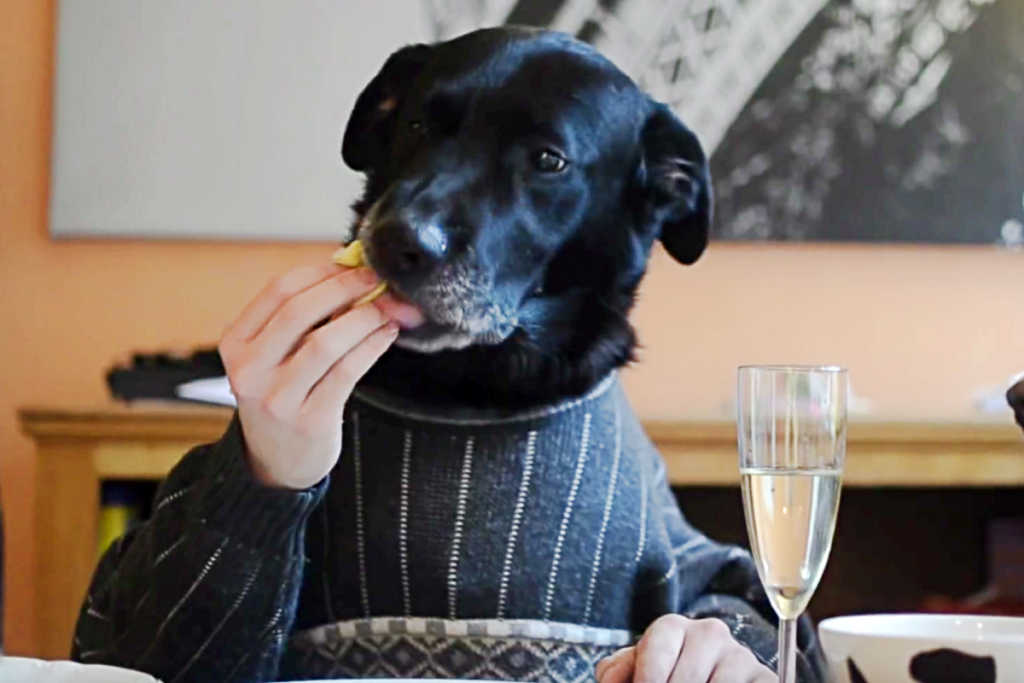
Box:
[370,219,449,280]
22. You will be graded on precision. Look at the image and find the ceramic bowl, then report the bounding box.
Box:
[0,658,160,683]
[818,613,1024,683]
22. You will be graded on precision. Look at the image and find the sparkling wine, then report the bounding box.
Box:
[740,467,842,620]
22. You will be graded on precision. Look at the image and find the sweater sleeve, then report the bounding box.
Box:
[651,457,828,683]
[71,415,327,683]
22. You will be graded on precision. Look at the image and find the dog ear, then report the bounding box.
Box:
[640,103,713,265]
[342,44,433,173]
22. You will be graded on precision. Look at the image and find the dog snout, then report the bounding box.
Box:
[370,217,449,283]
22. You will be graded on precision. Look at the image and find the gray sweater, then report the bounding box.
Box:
[72,374,826,682]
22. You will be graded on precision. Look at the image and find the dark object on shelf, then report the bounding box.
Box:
[1008,378,1024,432]
[106,347,225,404]
[920,517,1024,617]
[98,483,145,559]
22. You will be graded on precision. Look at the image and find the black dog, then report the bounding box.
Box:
[347,26,711,408]
[72,27,831,683]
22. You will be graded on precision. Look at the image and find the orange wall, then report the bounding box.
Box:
[2,0,1023,657]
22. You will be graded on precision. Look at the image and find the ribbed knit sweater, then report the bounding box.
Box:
[72,374,826,682]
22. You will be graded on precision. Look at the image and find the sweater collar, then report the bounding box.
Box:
[350,372,619,427]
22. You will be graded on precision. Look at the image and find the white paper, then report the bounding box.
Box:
[175,375,237,407]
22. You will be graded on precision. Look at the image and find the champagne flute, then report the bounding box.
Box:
[737,366,847,683]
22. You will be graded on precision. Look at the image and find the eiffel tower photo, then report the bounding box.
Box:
[425,0,1024,246]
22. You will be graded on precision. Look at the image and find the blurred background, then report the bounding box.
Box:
[1,0,1023,660]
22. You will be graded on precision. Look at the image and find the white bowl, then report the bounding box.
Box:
[818,614,1024,683]
[0,658,161,682]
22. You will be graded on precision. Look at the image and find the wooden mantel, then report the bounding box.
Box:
[19,404,1024,487]
[647,418,1024,488]
[17,403,1024,659]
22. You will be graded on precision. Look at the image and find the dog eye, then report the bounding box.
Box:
[533,149,568,174]
[408,120,427,136]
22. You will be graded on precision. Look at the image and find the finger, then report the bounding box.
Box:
[708,648,764,683]
[596,647,636,683]
[274,304,391,407]
[635,616,687,683]
[251,267,381,368]
[670,620,730,683]
[751,670,778,683]
[303,321,400,419]
[595,646,634,678]
[225,262,343,342]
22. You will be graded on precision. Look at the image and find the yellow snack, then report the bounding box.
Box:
[354,282,388,307]
[332,240,367,268]
[332,240,388,306]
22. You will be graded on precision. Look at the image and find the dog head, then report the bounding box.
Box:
[342,27,711,356]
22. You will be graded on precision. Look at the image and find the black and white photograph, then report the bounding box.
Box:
[427,0,1024,245]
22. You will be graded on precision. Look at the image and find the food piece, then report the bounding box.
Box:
[332,240,367,268]
[353,282,388,307]
[332,240,388,306]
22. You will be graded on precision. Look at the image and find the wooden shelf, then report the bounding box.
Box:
[21,404,1024,488]
[646,419,1024,488]
[20,403,233,441]
[17,403,1024,659]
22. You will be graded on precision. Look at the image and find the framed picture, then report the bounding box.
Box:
[50,0,1023,245]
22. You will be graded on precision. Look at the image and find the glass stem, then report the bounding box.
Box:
[778,617,798,683]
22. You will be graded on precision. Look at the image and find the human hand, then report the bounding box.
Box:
[218,262,422,489]
[595,615,776,683]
